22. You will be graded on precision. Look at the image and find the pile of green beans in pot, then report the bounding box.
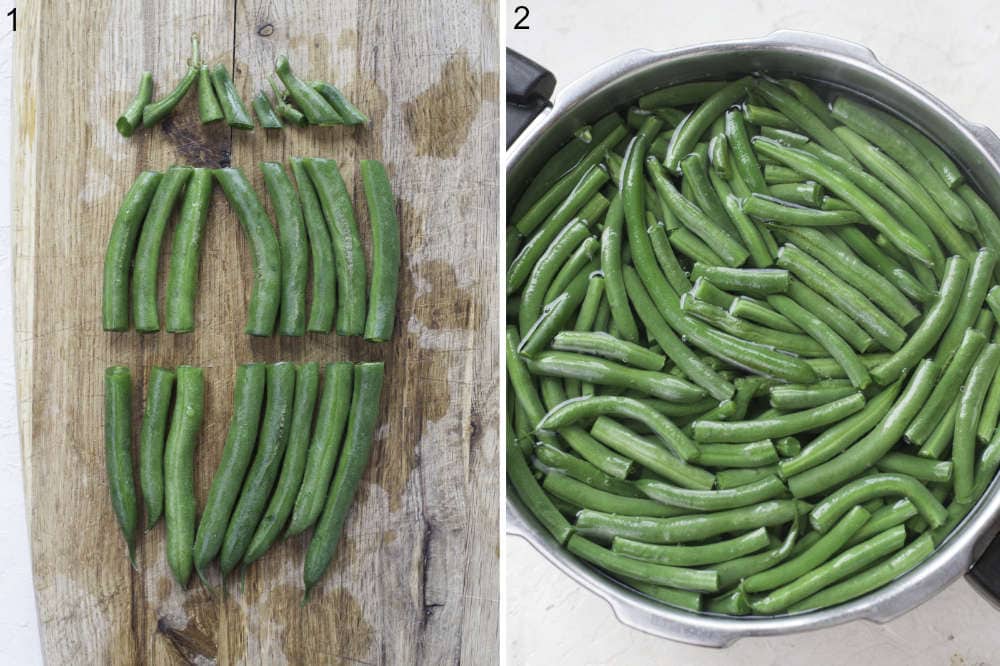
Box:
[507,75,1000,615]
[101,158,400,342]
[116,38,367,136]
[105,362,385,598]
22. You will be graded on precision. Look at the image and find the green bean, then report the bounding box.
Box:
[697,441,779,468]
[669,227,726,265]
[768,182,823,207]
[954,344,1000,502]
[715,466,781,490]
[753,137,932,266]
[551,331,665,371]
[509,173,609,292]
[691,278,734,308]
[519,261,595,358]
[290,158,336,333]
[767,294,871,389]
[789,360,937,497]
[267,76,308,127]
[526,352,705,403]
[214,167,282,336]
[934,249,997,366]
[506,327,559,450]
[821,197,853,211]
[707,589,753,615]
[777,244,906,351]
[711,520,800,589]
[770,384,853,413]
[164,168,212,333]
[574,276,605,332]
[513,127,622,237]
[789,533,934,612]
[664,78,750,173]
[143,36,199,128]
[543,473,684,517]
[209,64,254,129]
[540,377,638,480]
[692,393,864,443]
[775,437,801,458]
[273,55,342,125]
[974,307,995,339]
[764,165,805,185]
[358,159,402,342]
[958,185,1000,270]
[876,453,953,484]
[805,354,890,379]
[568,535,719,592]
[105,366,137,566]
[709,133,732,180]
[286,363,354,536]
[905,329,987,444]
[117,71,153,137]
[750,525,906,614]
[590,417,715,490]
[680,294,825,357]
[776,226,919,327]
[613,528,771,567]
[192,364,267,582]
[709,170,773,267]
[600,195,640,342]
[637,474,786,511]
[761,127,811,148]
[163,366,205,587]
[744,194,862,227]
[197,65,224,123]
[619,576,702,611]
[754,79,858,164]
[243,363,320,566]
[257,163,308,335]
[690,264,789,295]
[872,256,968,384]
[831,97,975,231]
[681,153,740,239]
[778,79,836,128]
[539,394,702,461]
[729,297,799,333]
[303,362,385,600]
[220,363,296,577]
[639,81,729,109]
[311,80,368,125]
[132,166,193,332]
[545,237,600,305]
[725,108,768,194]
[507,428,573,546]
[251,91,283,128]
[834,226,931,304]
[633,397,719,419]
[978,356,1000,443]
[651,162,750,268]
[304,158,368,336]
[139,367,176,529]
[801,142,954,270]
[809,473,947,534]
[574,499,805,544]
[534,443,641,497]
[648,220,694,293]
[102,171,163,331]
[744,104,795,130]
[743,505,870,593]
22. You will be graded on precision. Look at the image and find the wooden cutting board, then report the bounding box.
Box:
[12,1,499,663]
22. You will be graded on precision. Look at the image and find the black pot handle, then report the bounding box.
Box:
[507,48,556,147]
[968,532,1000,607]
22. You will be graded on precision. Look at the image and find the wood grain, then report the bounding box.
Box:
[13,1,499,663]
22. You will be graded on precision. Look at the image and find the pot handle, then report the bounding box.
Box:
[968,530,1000,607]
[507,48,556,147]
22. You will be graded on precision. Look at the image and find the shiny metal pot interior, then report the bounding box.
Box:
[506,29,1000,647]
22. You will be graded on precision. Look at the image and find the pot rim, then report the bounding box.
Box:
[505,28,1000,647]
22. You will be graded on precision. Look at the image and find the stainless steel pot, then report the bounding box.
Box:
[506,29,1000,647]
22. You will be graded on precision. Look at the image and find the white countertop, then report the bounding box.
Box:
[507,1,1000,663]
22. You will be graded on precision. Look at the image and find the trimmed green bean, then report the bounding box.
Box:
[744,194,862,227]
[359,159,401,342]
[664,78,750,172]
[567,535,719,592]
[543,473,684,517]
[954,344,1000,502]
[551,331,665,371]
[165,168,212,333]
[139,367,176,529]
[291,158,336,333]
[612,528,771,566]
[590,417,715,490]
[934,249,997,366]
[690,264,788,295]
[876,453,953,484]
[637,474,786,511]
[810,473,947,532]
[697,440,780,468]
[105,366,137,566]
[692,393,864,443]
[769,381,855,411]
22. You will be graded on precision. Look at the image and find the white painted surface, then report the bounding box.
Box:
[507,1,1000,663]
[0,21,44,666]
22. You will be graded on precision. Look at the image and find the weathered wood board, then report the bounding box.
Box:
[12,1,499,663]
